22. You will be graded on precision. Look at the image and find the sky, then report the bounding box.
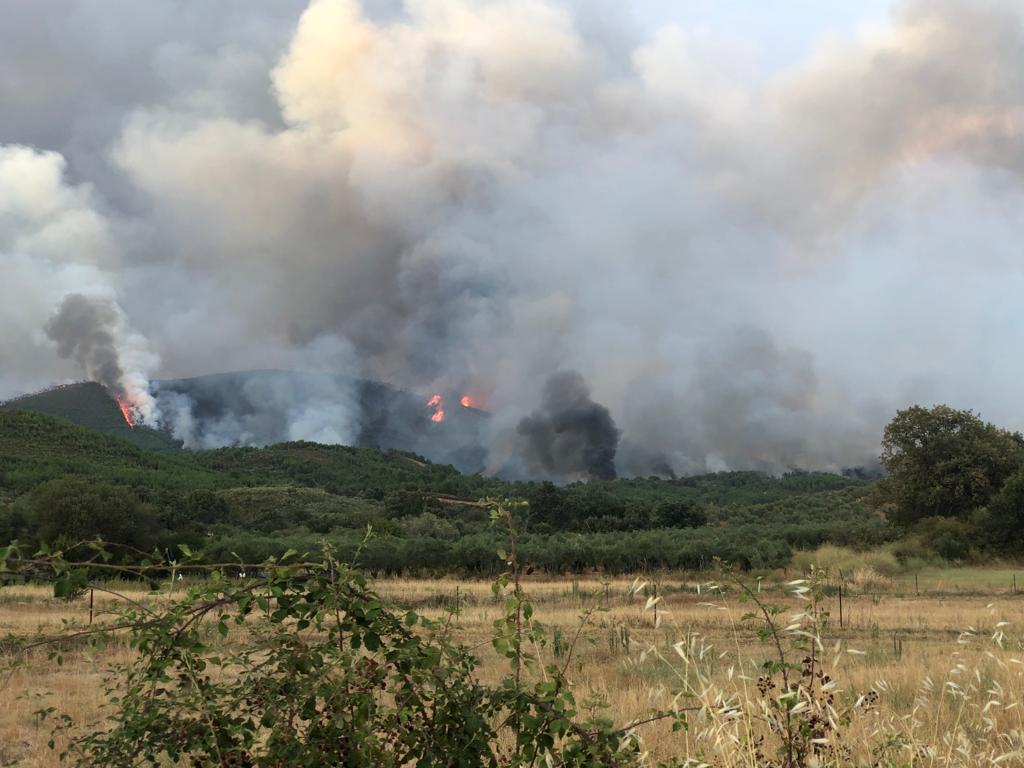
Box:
[630,0,896,70]
[1,0,1023,478]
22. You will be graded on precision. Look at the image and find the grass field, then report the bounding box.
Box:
[4,567,1024,766]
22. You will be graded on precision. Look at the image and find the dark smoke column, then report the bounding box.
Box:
[44,294,126,395]
[517,371,620,480]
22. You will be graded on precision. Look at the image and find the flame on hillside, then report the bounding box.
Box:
[115,395,136,428]
[427,393,445,423]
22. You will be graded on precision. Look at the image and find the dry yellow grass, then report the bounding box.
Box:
[3,573,1024,765]
[374,576,1024,764]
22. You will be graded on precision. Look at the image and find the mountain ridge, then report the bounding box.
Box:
[1,372,489,468]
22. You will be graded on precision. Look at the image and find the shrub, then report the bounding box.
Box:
[912,516,977,561]
[401,512,459,540]
[790,545,902,580]
[17,505,668,768]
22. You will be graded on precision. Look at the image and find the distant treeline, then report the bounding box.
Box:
[0,409,894,573]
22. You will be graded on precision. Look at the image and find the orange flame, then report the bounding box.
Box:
[115,396,136,428]
[427,393,445,423]
[460,395,473,408]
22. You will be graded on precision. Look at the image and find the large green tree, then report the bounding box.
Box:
[988,467,1024,550]
[872,405,1024,526]
[29,477,158,549]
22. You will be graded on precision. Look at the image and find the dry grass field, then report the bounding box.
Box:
[4,568,1024,766]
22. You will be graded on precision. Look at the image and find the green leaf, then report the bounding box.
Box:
[53,578,72,599]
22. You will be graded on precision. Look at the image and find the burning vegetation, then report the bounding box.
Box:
[427,393,445,423]
[428,392,477,423]
[44,294,157,430]
[115,395,136,428]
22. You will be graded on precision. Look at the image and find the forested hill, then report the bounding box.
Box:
[0,381,180,452]
[0,409,887,573]
[1,375,488,471]
[0,409,487,495]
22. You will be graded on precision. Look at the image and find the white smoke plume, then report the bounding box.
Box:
[152,336,361,448]
[0,145,157,421]
[44,293,159,422]
[2,0,1024,473]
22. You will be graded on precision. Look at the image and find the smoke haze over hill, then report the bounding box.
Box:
[2,0,1024,477]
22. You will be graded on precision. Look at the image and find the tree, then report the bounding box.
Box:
[526,481,566,527]
[384,490,439,518]
[184,488,229,525]
[401,511,459,540]
[29,477,158,550]
[872,405,1024,526]
[988,467,1024,551]
[653,500,707,529]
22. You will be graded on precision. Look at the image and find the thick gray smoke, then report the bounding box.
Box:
[517,372,620,480]
[3,0,1024,476]
[154,366,360,449]
[45,295,125,394]
[42,293,158,420]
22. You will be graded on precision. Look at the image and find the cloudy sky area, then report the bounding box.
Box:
[633,0,896,68]
[1,0,1021,476]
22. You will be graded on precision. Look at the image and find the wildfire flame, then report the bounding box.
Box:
[115,395,136,428]
[427,393,445,423]
[460,395,473,408]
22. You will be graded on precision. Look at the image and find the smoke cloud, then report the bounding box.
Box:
[2,0,1024,475]
[43,294,159,420]
[45,294,125,395]
[517,372,620,480]
[153,349,360,449]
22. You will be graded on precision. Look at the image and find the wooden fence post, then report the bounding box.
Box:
[838,583,844,630]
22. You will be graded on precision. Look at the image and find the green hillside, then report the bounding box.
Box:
[0,410,222,497]
[0,382,181,452]
[196,442,506,499]
[0,409,889,574]
[217,486,383,533]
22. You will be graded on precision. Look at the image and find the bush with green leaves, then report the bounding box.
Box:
[6,504,681,767]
